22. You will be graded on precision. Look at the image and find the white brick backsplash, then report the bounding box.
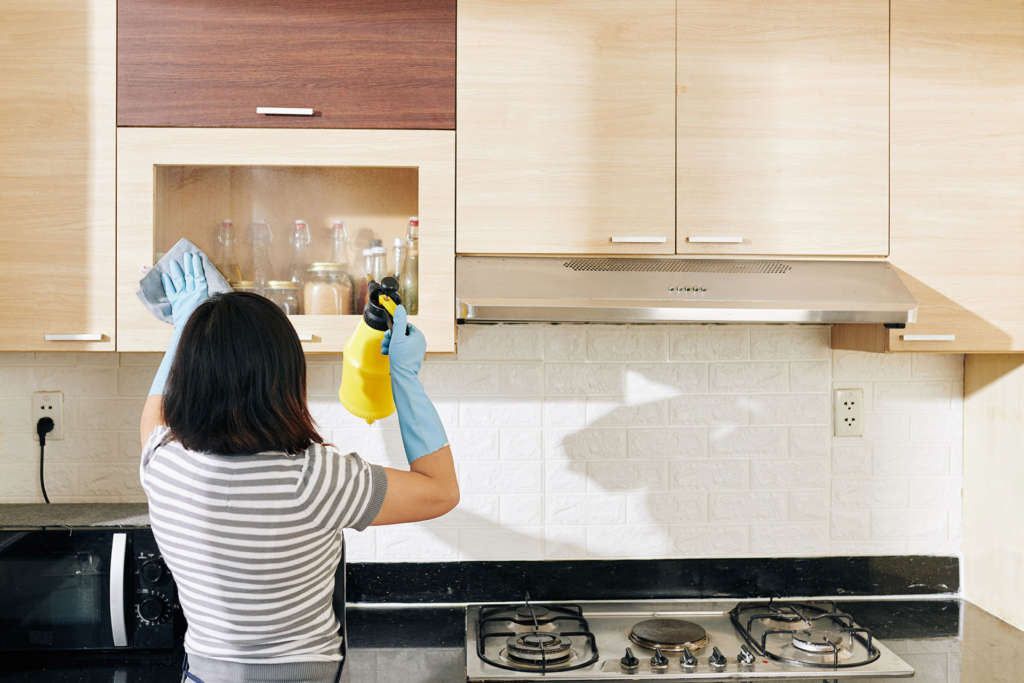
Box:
[500,429,543,460]
[628,428,707,459]
[710,362,788,393]
[545,363,622,396]
[668,326,749,361]
[587,326,667,361]
[0,335,963,560]
[711,492,787,522]
[750,326,829,360]
[710,426,787,458]
[832,350,912,381]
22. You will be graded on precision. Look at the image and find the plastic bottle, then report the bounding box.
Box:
[402,216,420,315]
[214,219,244,283]
[339,277,402,424]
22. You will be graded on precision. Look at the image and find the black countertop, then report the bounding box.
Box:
[4,599,1022,682]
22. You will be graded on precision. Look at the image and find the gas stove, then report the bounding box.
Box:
[466,599,914,680]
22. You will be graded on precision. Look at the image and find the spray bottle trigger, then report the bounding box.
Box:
[378,294,411,336]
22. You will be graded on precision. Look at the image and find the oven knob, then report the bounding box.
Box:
[709,646,727,672]
[140,560,164,584]
[681,647,697,672]
[650,647,669,673]
[738,644,756,670]
[619,647,639,674]
[136,595,168,625]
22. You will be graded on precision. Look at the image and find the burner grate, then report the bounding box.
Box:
[476,600,600,674]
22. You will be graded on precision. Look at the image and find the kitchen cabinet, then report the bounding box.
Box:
[0,0,115,351]
[456,0,676,255]
[117,128,455,353]
[117,0,455,130]
[832,0,1024,353]
[676,0,889,256]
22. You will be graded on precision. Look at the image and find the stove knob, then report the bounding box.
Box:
[650,647,669,673]
[140,560,164,584]
[681,647,698,672]
[137,596,166,624]
[619,647,639,674]
[709,646,727,672]
[738,644,756,670]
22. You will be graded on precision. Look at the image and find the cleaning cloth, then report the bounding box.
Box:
[137,238,233,324]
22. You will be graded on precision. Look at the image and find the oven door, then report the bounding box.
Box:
[0,530,129,651]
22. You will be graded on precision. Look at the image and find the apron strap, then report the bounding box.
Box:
[182,654,205,683]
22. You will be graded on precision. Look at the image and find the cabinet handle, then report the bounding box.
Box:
[609,236,668,244]
[687,235,744,244]
[901,334,956,342]
[45,333,103,342]
[297,333,316,342]
[256,106,315,116]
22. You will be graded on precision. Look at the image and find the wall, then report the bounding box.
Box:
[0,324,963,563]
[963,355,1024,631]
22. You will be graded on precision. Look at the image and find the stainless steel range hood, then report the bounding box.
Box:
[456,256,917,325]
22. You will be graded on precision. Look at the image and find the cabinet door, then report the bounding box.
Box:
[676,1,889,256]
[456,0,676,254]
[117,0,455,130]
[833,0,1024,353]
[117,128,455,353]
[0,0,115,351]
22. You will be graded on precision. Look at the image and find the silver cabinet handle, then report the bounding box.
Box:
[609,236,668,244]
[256,107,315,116]
[45,333,103,342]
[901,334,956,342]
[297,333,316,342]
[109,533,128,648]
[687,235,744,244]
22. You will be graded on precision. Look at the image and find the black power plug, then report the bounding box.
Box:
[36,417,54,504]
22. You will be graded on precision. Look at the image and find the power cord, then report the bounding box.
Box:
[36,417,54,504]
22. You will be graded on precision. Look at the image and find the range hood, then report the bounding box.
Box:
[456,256,917,325]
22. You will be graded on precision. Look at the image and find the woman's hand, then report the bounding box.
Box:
[380,305,426,376]
[161,252,210,330]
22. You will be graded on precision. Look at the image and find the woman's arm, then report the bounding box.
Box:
[139,253,210,447]
[370,445,459,525]
[369,304,459,526]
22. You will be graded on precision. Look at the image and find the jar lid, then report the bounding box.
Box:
[229,280,255,288]
[307,262,347,273]
[266,280,301,289]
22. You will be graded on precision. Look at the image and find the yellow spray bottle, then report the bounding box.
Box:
[338,277,402,424]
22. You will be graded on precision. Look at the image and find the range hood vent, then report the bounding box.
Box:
[456,255,917,325]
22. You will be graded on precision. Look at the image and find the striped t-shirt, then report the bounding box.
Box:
[140,425,387,664]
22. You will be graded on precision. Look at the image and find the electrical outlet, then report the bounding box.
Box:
[834,388,863,437]
[32,391,64,441]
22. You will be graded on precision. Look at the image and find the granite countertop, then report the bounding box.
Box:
[3,599,1021,682]
[0,504,149,529]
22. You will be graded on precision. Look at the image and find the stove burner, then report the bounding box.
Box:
[792,628,851,654]
[628,618,708,654]
[513,605,550,623]
[503,631,574,666]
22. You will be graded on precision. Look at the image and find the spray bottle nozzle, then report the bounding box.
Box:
[364,278,406,333]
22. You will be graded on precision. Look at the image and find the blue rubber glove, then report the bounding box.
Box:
[149,253,211,395]
[381,305,448,464]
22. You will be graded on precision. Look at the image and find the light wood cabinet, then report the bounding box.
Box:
[456,0,676,255]
[833,0,1024,353]
[117,128,455,353]
[0,0,115,351]
[676,0,889,256]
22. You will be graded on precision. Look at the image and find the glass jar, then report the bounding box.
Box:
[265,280,302,315]
[304,263,354,315]
[230,280,260,294]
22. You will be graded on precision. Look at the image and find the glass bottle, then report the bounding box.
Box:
[287,219,311,296]
[392,237,407,282]
[249,219,274,293]
[214,219,244,282]
[355,248,373,315]
[402,216,419,315]
[329,220,350,265]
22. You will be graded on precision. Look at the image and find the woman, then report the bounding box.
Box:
[139,253,458,683]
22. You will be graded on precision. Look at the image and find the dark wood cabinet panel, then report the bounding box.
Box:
[117,0,455,129]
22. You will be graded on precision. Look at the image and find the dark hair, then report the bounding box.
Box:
[163,292,323,455]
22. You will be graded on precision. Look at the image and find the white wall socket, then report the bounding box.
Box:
[833,388,864,437]
[32,391,64,441]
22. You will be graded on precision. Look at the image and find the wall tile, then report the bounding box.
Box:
[500,494,543,526]
[460,399,542,427]
[789,427,830,458]
[626,492,707,524]
[545,363,622,396]
[833,350,912,381]
[545,429,627,461]
[668,395,749,425]
[747,394,830,425]
[709,426,787,458]
[750,459,829,490]
[542,325,587,361]
[460,526,543,560]
[587,326,667,361]
[671,525,750,556]
[832,479,908,508]
[873,444,949,477]
[586,399,668,427]
[457,324,543,361]
[500,430,542,460]
[668,326,749,361]
[875,381,952,411]
[499,364,544,396]
[912,354,963,379]
[670,460,749,491]
[711,492,786,522]
[750,326,829,360]
[547,494,626,525]
[627,428,707,459]
[628,363,707,394]
[420,362,499,396]
[788,491,829,521]
[789,361,830,392]
[750,523,828,555]
[447,428,500,460]
[710,362,788,393]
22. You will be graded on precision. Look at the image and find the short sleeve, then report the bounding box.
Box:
[139,424,171,488]
[326,445,388,531]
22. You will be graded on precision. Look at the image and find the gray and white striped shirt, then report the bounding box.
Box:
[140,426,386,664]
